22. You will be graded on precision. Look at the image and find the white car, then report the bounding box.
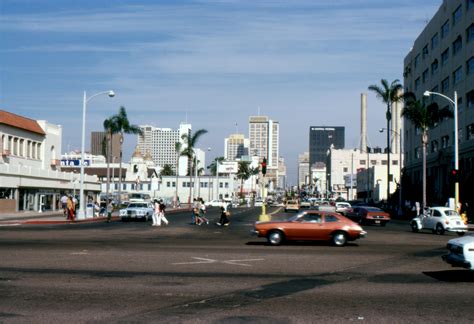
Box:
[205,200,227,208]
[410,206,468,235]
[254,199,264,207]
[442,234,474,270]
[119,202,154,221]
[335,202,352,215]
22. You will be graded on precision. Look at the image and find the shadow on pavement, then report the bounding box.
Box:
[423,270,474,282]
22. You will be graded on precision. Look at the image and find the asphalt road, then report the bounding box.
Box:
[0,207,473,323]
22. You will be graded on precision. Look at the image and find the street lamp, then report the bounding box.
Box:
[423,90,459,209]
[78,90,115,219]
[380,127,402,214]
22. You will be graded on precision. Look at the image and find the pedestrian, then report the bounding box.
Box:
[106,200,113,223]
[159,199,169,226]
[415,201,420,216]
[152,199,160,226]
[177,196,181,208]
[93,201,100,217]
[216,203,230,226]
[60,194,68,218]
[66,195,75,221]
[191,198,198,225]
[199,198,209,225]
[195,198,205,225]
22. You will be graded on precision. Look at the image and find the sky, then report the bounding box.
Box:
[0,0,440,185]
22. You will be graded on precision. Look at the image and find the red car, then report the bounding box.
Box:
[252,211,367,246]
[346,206,390,226]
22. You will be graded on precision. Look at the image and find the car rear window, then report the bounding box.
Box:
[128,203,147,208]
[445,210,460,217]
[325,215,339,222]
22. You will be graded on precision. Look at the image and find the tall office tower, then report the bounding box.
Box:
[137,123,191,175]
[224,134,249,160]
[403,0,474,204]
[249,116,279,168]
[309,126,345,168]
[298,152,310,189]
[90,131,121,162]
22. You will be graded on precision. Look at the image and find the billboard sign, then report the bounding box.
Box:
[218,161,238,174]
[60,159,91,167]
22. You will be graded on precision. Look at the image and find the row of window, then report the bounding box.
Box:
[166,181,230,188]
[0,135,42,160]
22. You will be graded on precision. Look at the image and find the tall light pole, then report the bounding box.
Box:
[424,90,459,208]
[380,128,402,213]
[78,90,115,219]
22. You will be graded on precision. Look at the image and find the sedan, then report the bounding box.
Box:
[346,206,390,226]
[119,202,154,221]
[252,211,366,246]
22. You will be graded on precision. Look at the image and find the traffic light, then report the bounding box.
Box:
[261,158,267,176]
[451,169,459,182]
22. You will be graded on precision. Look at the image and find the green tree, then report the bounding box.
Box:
[160,164,175,177]
[236,161,251,198]
[181,129,208,202]
[402,92,453,208]
[248,166,259,194]
[368,79,403,202]
[108,107,143,205]
[103,116,121,203]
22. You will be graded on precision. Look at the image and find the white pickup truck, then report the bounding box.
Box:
[442,234,474,270]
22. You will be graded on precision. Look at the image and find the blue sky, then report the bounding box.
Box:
[0,0,440,184]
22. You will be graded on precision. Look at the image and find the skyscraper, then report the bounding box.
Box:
[224,134,249,160]
[309,126,345,168]
[137,123,191,175]
[249,116,279,168]
[90,131,120,163]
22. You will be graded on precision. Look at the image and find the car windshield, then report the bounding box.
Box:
[288,215,302,222]
[444,210,460,217]
[127,203,147,208]
[365,207,382,212]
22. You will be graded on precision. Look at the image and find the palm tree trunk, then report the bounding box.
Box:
[240,178,244,198]
[118,132,123,206]
[386,103,391,203]
[175,158,179,207]
[188,156,192,203]
[422,132,427,209]
[106,132,110,204]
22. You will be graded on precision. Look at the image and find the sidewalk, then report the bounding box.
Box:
[0,207,191,225]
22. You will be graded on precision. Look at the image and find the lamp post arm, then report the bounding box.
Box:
[426,91,455,106]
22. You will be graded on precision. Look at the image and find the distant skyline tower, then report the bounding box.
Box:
[309,126,345,168]
[90,131,120,163]
[248,116,279,168]
[224,133,249,160]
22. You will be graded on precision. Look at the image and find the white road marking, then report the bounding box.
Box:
[71,250,89,255]
[0,223,21,227]
[173,257,264,267]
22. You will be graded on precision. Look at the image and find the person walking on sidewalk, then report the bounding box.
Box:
[216,203,230,226]
[159,199,169,226]
[106,200,113,223]
[152,199,160,226]
[66,195,75,221]
[60,194,68,218]
[199,198,209,225]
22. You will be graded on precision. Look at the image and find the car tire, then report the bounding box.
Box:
[457,232,465,237]
[332,231,347,247]
[267,230,284,246]
[411,222,419,233]
[435,223,445,235]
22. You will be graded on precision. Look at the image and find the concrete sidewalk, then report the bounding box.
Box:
[0,207,191,225]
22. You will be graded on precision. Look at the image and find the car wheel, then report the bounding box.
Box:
[332,231,347,247]
[411,222,419,233]
[457,232,465,237]
[435,223,445,235]
[267,230,284,246]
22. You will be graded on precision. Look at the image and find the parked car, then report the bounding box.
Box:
[119,202,154,221]
[335,202,352,215]
[442,234,474,270]
[285,200,300,212]
[346,206,390,226]
[254,198,264,207]
[300,200,312,209]
[251,210,367,246]
[410,206,468,235]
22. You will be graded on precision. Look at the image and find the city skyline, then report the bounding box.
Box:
[0,0,441,184]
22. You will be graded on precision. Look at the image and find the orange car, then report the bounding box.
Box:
[252,211,366,246]
[346,206,391,226]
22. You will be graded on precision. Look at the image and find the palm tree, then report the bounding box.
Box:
[110,106,143,206]
[368,79,403,202]
[236,161,251,198]
[181,129,208,203]
[103,116,120,204]
[402,92,453,209]
[174,142,184,207]
[160,164,175,177]
[207,156,225,176]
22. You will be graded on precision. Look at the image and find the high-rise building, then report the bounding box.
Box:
[309,126,345,168]
[298,152,310,189]
[403,0,474,205]
[90,131,120,162]
[137,123,191,175]
[224,134,249,160]
[249,116,279,168]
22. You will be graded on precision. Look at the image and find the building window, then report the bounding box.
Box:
[415,147,420,159]
[467,90,474,108]
[381,160,387,165]
[467,57,474,75]
[453,5,462,26]
[343,167,348,173]
[172,181,176,188]
[453,66,463,84]
[468,0,474,11]
[392,160,398,166]
[468,24,474,42]
[422,45,429,59]
[441,77,450,93]
[431,59,439,75]
[225,182,229,188]
[441,48,449,65]
[414,54,420,69]
[452,36,462,56]
[467,124,474,140]
[166,181,171,187]
[458,96,464,114]
[431,140,439,153]
[442,135,450,148]
[441,20,450,38]
[431,85,439,94]
[219,183,223,188]
[431,33,439,49]
[123,183,126,190]
[415,77,421,91]
[422,69,429,83]
[359,160,366,165]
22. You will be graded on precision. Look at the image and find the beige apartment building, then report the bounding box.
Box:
[403,0,474,206]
